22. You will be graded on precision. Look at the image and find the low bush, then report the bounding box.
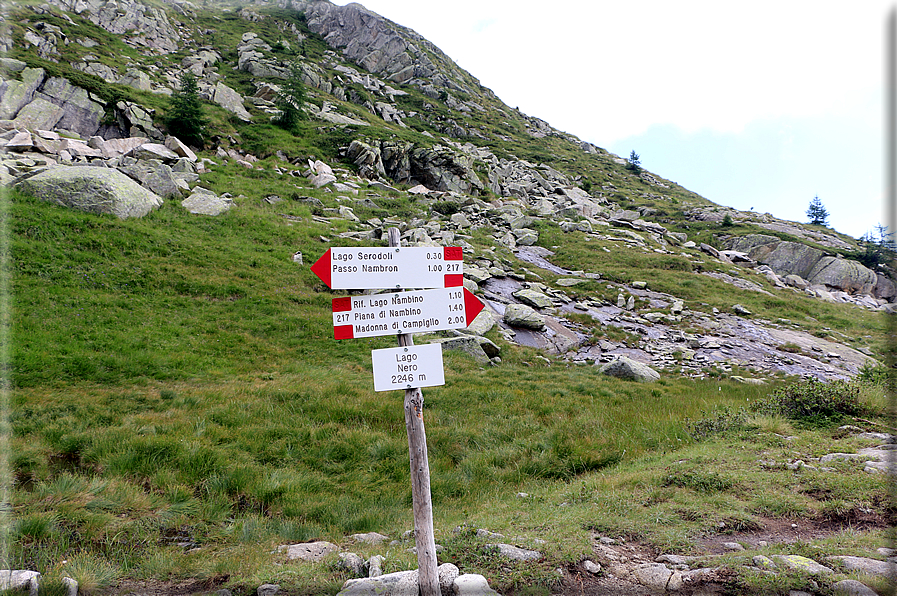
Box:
[685,406,748,440]
[751,378,868,424]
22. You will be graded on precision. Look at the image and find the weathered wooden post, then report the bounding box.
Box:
[388,227,440,596]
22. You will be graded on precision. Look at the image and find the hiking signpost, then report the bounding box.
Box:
[311,229,484,596]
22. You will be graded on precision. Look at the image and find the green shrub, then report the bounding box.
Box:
[685,406,748,440]
[431,201,461,216]
[752,378,867,424]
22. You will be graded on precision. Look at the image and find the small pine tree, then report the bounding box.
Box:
[274,62,307,132]
[165,73,209,148]
[627,150,642,173]
[806,195,829,227]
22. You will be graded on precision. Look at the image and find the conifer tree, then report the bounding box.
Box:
[627,150,642,173]
[165,73,209,148]
[806,195,829,226]
[274,62,307,132]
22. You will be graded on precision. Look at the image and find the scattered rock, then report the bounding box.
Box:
[278,541,339,561]
[596,356,660,382]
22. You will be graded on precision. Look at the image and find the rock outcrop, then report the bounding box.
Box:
[725,234,884,298]
[14,165,164,218]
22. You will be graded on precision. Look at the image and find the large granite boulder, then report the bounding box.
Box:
[596,356,660,382]
[14,165,163,218]
[805,257,877,295]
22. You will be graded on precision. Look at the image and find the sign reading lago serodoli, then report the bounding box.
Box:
[311,246,464,289]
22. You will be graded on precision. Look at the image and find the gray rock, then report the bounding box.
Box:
[0,67,46,119]
[182,188,233,216]
[338,552,366,577]
[0,571,40,596]
[597,356,660,382]
[806,257,877,295]
[631,563,672,590]
[503,303,545,330]
[36,76,106,138]
[832,579,879,596]
[351,532,390,545]
[117,68,152,91]
[62,577,77,596]
[771,554,833,575]
[827,556,896,579]
[339,570,418,596]
[487,543,541,561]
[512,288,553,309]
[732,304,752,316]
[14,165,163,219]
[461,309,494,336]
[209,82,251,121]
[430,336,490,364]
[367,555,384,578]
[128,143,179,162]
[118,159,183,198]
[752,555,777,570]
[257,584,279,596]
[279,541,339,561]
[453,574,500,595]
[582,560,602,574]
[437,563,459,596]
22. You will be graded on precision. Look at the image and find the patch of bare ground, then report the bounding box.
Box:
[116,576,229,596]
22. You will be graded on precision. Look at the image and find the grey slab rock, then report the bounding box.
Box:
[14,165,163,218]
[11,97,65,131]
[257,584,279,596]
[0,67,46,119]
[278,541,338,561]
[62,576,77,596]
[487,543,541,561]
[597,356,660,382]
[833,579,880,596]
[503,303,545,330]
[128,143,180,162]
[210,82,251,121]
[182,188,233,216]
[453,574,500,595]
[0,571,41,596]
[512,288,553,309]
[461,309,495,336]
[118,160,183,198]
[827,556,896,579]
[771,554,833,575]
[351,532,390,545]
[339,570,419,596]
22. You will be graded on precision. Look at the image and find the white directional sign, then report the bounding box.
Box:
[332,287,484,339]
[311,246,464,289]
[372,343,445,392]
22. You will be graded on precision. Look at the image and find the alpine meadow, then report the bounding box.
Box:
[0,1,894,595]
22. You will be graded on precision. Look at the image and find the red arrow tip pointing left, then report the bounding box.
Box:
[311,249,332,288]
[463,288,484,326]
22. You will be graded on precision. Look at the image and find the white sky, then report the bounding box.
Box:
[332,0,893,240]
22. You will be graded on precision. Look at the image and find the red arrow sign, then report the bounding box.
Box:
[311,246,463,289]
[332,287,485,339]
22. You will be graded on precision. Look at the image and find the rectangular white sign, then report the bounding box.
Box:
[371,343,445,392]
[332,287,483,339]
[311,246,464,289]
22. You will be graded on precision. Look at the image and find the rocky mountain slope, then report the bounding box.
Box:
[0,0,890,381]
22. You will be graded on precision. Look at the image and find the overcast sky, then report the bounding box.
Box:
[331,0,892,240]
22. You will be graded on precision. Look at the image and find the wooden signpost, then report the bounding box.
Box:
[311,228,484,596]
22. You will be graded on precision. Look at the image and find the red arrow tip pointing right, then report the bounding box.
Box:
[463,288,484,326]
[310,249,332,288]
